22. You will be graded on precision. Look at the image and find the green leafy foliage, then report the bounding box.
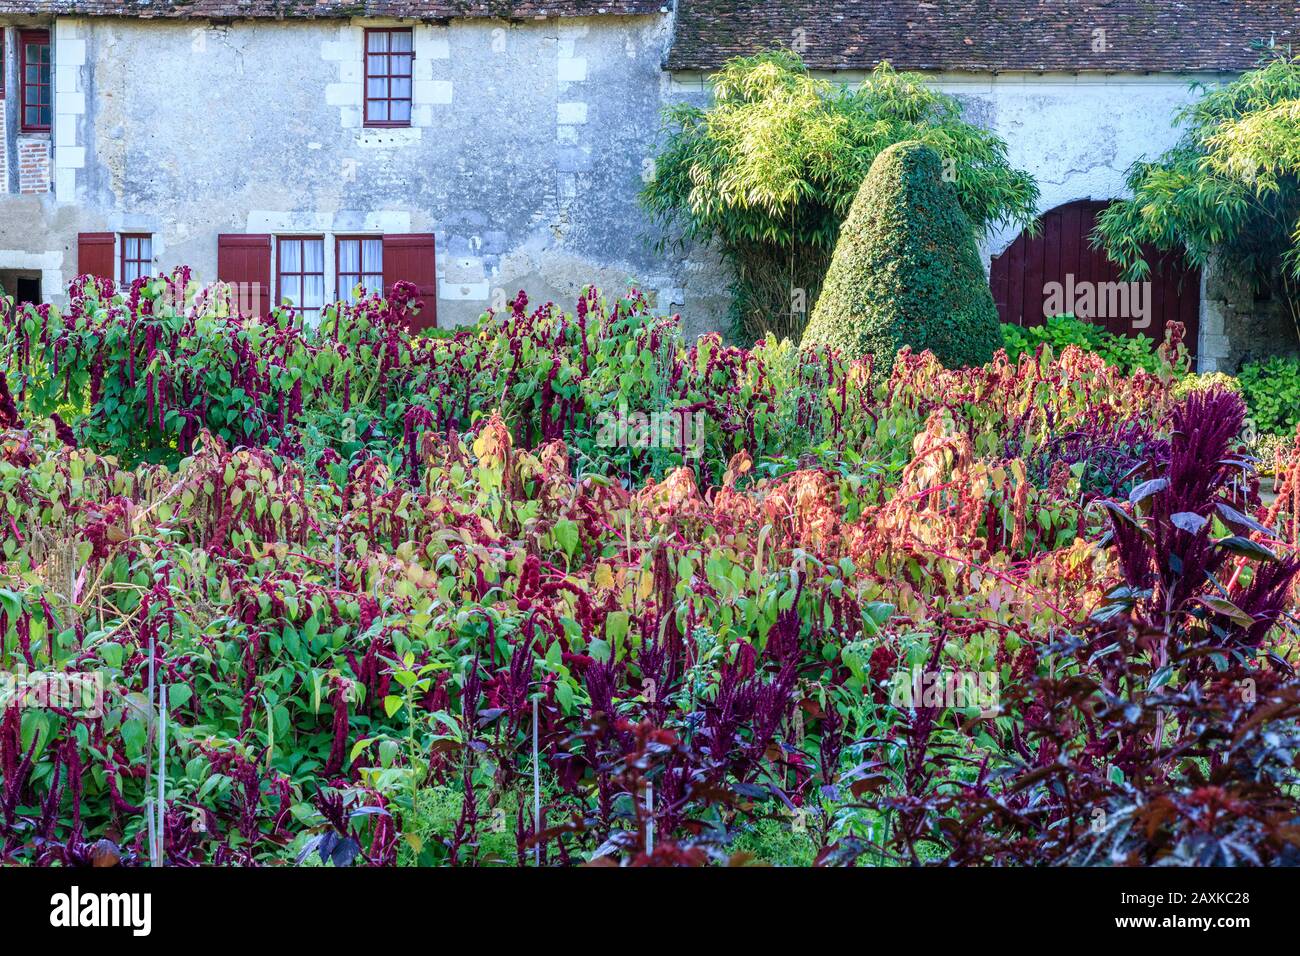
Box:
[641,51,1038,343]
[1239,354,1300,436]
[1094,56,1300,337]
[800,141,1002,374]
[1000,314,1163,374]
[1170,370,1242,399]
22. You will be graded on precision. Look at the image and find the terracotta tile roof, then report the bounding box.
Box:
[0,0,664,18]
[666,0,1300,73]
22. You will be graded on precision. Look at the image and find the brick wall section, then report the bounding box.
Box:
[18,139,51,195]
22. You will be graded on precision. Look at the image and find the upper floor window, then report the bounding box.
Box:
[276,236,325,318]
[336,237,383,301]
[121,234,153,285]
[364,28,413,128]
[20,29,51,133]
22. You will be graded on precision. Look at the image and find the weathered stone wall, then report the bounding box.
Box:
[0,14,731,332]
[1199,256,1296,372]
[0,100,6,194]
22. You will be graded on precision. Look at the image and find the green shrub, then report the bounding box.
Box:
[1000,314,1163,375]
[1239,354,1300,436]
[1171,370,1241,400]
[801,141,1002,373]
[641,53,1038,345]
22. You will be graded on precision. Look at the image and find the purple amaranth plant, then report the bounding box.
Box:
[323,676,351,777]
[1034,416,1169,499]
[1095,386,1300,677]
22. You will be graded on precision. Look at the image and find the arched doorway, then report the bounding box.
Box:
[989,200,1200,357]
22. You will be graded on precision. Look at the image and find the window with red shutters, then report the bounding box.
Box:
[77,233,115,282]
[120,234,153,285]
[364,29,413,128]
[382,234,437,331]
[216,234,272,316]
[336,236,384,302]
[20,30,51,133]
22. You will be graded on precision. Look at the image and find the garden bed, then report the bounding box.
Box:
[0,274,1298,867]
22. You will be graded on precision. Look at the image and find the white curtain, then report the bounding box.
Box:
[338,239,360,276]
[361,239,383,292]
[303,239,325,311]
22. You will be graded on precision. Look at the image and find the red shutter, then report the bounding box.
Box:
[217,234,271,316]
[383,234,437,331]
[77,232,114,281]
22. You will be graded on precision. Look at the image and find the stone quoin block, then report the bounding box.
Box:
[557,102,588,124]
[558,56,587,83]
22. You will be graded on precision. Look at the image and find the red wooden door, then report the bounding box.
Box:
[990,200,1200,357]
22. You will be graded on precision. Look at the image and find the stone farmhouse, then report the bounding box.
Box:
[0,1,1297,369]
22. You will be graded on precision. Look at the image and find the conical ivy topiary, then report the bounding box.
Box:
[801,140,1002,373]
